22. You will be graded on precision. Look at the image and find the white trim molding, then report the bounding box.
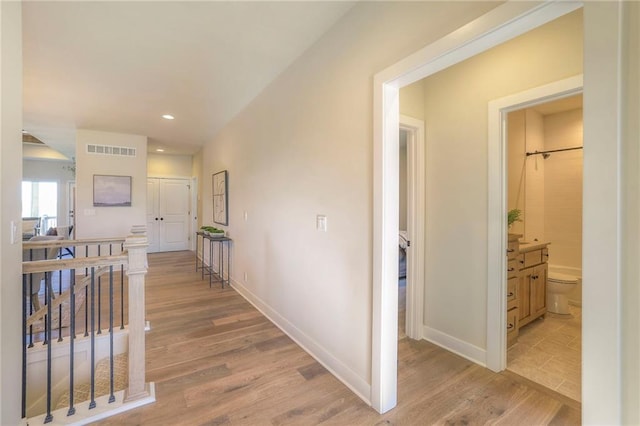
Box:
[423,326,487,367]
[486,75,583,372]
[230,279,371,406]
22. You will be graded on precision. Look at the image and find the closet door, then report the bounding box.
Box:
[147,178,190,253]
[147,179,160,253]
[158,179,190,251]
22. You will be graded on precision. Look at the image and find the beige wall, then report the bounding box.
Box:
[523,109,545,242]
[419,10,582,347]
[400,79,425,119]
[147,153,193,178]
[75,130,147,239]
[0,2,24,423]
[544,108,583,269]
[507,109,547,242]
[399,79,425,233]
[23,159,75,227]
[507,110,525,235]
[200,1,500,395]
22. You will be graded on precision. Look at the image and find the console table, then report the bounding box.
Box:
[195,232,231,288]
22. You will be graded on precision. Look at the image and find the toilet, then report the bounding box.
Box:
[546,271,579,315]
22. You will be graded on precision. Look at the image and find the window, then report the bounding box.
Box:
[22,181,58,229]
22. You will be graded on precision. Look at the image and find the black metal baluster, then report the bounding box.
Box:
[84,246,89,337]
[97,245,102,334]
[57,249,63,342]
[84,283,89,338]
[121,243,125,329]
[28,272,34,348]
[43,274,49,347]
[67,269,76,417]
[44,267,53,424]
[120,263,125,330]
[89,267,96,409]
[28,250,34,348]
[109,265,115,403]
[22,274,27,419]
[85,245,89,277]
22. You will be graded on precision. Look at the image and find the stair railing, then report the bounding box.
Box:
[21,227,150,423]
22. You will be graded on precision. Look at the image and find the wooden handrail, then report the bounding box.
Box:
[23,237,126,250]
[23,254,128,274]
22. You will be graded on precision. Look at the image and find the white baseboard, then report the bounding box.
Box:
[423,326,487,367]
[230,278,372,406]
[27,382,155,425]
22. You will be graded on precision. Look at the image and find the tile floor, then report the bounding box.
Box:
[507,305,582,402]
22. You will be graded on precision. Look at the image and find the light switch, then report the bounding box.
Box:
[10,221,18,244]
[316,215,327,232]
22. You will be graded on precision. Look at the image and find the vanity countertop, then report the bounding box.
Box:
[518,240,550,252]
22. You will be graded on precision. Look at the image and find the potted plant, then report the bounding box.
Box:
[201,226,225,237]
[507,209,522,229]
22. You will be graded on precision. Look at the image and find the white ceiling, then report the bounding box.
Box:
[22,1,355,158]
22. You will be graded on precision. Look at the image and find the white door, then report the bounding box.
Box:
[147,179,160,253]
[147,178,190,253]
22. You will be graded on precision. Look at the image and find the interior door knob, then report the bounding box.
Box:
[160,217,164,220]
[155,218,158,221]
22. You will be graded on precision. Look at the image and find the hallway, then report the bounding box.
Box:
[95,251,580,425]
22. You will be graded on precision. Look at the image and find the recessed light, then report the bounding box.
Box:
[156,148,165,152]
[162,114,174,120]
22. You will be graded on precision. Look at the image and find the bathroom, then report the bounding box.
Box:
[506,94,583,402]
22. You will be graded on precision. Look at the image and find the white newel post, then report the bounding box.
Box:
[124,226,150,402]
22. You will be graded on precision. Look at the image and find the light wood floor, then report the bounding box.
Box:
[93,251,580,425]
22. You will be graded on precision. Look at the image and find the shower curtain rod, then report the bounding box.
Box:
[526,146,583,157]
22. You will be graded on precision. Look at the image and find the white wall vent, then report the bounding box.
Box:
[86,144,136,157]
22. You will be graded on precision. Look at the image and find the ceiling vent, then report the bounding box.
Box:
[86,144,136,157]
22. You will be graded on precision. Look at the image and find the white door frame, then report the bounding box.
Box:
[485,75,583,372]
[191,176,198,251]
[399,115,425,340]
[371,1,583,414]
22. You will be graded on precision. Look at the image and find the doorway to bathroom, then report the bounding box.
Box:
[504,93,584,401]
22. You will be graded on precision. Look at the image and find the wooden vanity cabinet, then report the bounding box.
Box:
[506,235,520,347]
[517,246,548,328]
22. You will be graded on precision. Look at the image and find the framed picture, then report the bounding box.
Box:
[212,170,228,225]
[93,175,132,207]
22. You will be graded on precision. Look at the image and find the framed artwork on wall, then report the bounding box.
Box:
[212,170,228,225]
[93,175,132,207]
